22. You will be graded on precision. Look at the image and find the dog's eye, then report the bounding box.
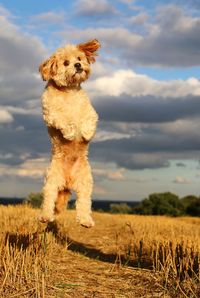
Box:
[64,60,70,66]
[77,57,81,61]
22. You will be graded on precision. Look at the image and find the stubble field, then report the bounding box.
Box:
[0,205,200,297]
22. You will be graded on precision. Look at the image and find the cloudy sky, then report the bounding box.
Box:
[0,0,200,201]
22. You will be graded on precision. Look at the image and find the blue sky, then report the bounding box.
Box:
[0,0,200,200]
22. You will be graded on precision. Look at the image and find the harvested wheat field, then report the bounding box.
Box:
[0,205,200,297]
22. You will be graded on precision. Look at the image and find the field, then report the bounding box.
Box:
[0,205,200,297]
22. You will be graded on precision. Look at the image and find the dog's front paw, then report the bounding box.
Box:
[76,214,95,228]
[81,117,97,141]
[81,126,95,141]
[62,123,76,141]
[82,131,94,142]
[38,212,54,223]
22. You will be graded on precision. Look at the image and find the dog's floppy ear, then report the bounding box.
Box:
[77,39,101,63]
[39,55,58,81]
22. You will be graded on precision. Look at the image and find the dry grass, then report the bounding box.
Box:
[0,205,200,297]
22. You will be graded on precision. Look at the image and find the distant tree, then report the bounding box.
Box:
[133,198,153,215]
[26,192,43,208]
[181,195,199,212]
[184,197,200,217]
[96,208,104,213]
[110,203,132,214]
[134,192,184,216]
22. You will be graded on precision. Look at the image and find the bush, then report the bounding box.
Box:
[133,198,153,215]
[186,198,200,216]
[110,203,132,214]
[134,192,184,216]
[181,195,199,213]
[26,192,43,208]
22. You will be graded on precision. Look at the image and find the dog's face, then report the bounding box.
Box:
[39,39,100,87]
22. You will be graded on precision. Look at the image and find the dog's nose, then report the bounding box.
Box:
[74,62,81,69]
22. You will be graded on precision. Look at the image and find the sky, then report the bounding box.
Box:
[0,0,200,201]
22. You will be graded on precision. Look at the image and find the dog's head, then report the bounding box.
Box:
[39,39,100,87]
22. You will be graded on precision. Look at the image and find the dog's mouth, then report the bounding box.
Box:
[72,69,86,77]
[69,68,90,84]
[76,68,83,74]
[72,69,83,77]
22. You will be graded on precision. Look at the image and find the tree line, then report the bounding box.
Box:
[111,192,200,216]
[26,192,200,217]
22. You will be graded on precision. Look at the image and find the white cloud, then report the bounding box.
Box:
[0,9,47,105]
[119,0,133,4]
[0,153,14,160]
[107,170,125,181]
[0,157,47,179]
[93,168,125,181]
[94,129,132,142]
[87,69,200,98]
[75,0,116,16]
[0,5,11,17]
[156,5,195,33]
[61,4,200,67]
[2,102,41,116]
[173,176,191,184]
[0,109,13,123]
[60,27,142,50]
[93,185,107,196]
[129,12,149,25]
[90,61,112,78]
[154,118,200,141]
[118,0,141,10]
[0,14,46,73]
[30,11,65,25]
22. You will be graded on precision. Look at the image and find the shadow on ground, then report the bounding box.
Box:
[5,221,153,269]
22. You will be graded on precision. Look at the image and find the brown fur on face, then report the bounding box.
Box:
[39,39,101,87]
[39,55,58,81]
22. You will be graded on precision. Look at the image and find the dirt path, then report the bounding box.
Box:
[47,247,165,298]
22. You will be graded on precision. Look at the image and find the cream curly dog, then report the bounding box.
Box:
[39,39,100,228]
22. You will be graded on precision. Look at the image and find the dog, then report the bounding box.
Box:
[38,39,100,228]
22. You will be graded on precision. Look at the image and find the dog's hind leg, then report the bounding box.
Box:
[54,189,71,214]
[39,159,66,223]
[72,159,94,228]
